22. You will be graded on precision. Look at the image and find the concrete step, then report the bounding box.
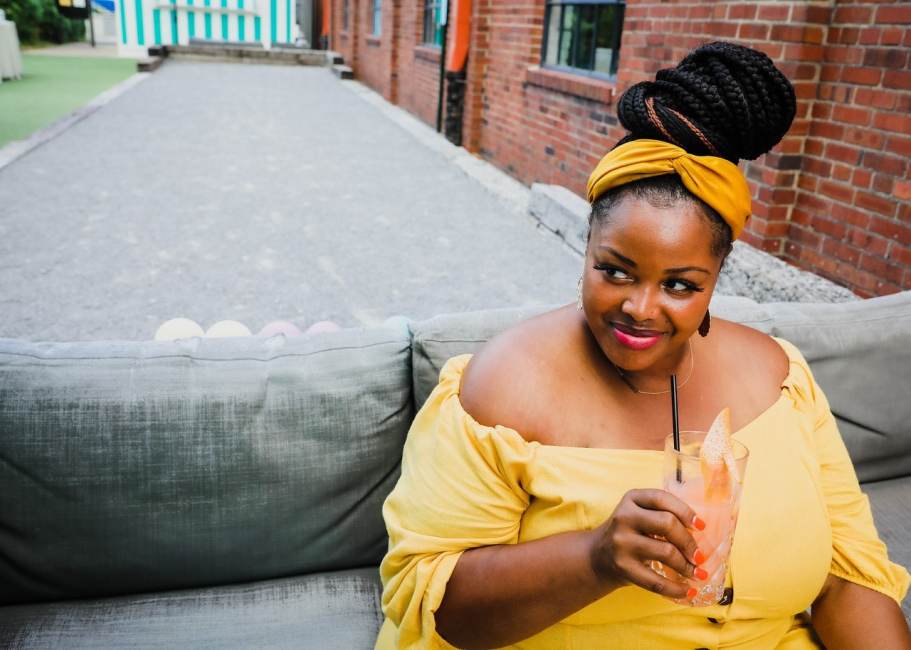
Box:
[136,56,164,72]
[160,44,330,66]
[326,50,344,65]
[332,64,353,79]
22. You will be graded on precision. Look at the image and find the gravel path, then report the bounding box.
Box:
[0,61,579,341]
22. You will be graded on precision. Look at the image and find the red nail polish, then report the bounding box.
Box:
[694,549,706,565]
[686,587,697,600]
[694,567,708,581]
[693,516,706,531]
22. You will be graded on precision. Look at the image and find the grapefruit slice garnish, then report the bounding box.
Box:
[699,408,740,501]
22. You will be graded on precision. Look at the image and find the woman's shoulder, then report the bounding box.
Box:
[713,317,790,369]
[459,305,582,441]
[710,317,792,413]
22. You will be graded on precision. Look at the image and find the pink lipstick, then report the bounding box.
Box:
[611,323,664,350]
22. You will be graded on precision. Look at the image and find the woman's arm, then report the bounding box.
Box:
[436,529,611,649]
[436,489,703,649]
[811,575,911,650]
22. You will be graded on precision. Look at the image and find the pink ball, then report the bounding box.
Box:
[257,320,303,337]
[306,320,341,335]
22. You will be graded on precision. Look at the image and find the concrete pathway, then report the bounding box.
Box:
[0,61,579,341]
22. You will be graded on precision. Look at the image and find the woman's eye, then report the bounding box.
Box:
[665,279,697,293]
[596,266,630,281]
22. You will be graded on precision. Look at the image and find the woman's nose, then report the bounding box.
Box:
[621,287,660,322]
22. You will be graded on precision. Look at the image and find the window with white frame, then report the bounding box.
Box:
[542,0,625,78]
[342,0,349,31]
[422,0,446,46]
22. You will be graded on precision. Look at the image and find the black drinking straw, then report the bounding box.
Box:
[670,374,681,483]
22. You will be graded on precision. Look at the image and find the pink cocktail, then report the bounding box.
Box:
[653,431,749,607]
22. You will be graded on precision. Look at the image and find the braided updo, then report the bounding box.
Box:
[590,41,797,261]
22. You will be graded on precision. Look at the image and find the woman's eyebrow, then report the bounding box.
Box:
[598,247,710,275]
[597,246,637,268]
[665,265,711,274]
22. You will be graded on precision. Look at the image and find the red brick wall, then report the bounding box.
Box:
[331,0,359,72]
[396,2,441,127]
[331,1,446,128]
[333,0,911,297]
[783,2,911,296]
[357,0,397,102]
[464,0,617,193]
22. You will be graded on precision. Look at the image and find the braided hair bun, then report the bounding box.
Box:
[615,42,796,163]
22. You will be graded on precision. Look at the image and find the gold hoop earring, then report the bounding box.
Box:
[577,275,583,310]
[699,310,711,337]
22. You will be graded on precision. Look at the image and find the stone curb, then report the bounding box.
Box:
[529,182,859,303]
[0,72,152,173]
[331,64,353,79]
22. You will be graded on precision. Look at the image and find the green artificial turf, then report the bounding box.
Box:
[0,54,136,148]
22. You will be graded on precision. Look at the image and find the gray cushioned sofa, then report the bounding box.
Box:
[1,292,909,648]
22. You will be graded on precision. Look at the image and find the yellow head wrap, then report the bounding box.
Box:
[586,139,752,240]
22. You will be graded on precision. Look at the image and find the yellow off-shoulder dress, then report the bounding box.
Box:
[375,338,910,649]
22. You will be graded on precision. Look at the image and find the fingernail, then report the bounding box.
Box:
[686,587,697,600]
[694,567,708,581]
[693,516,706,531]
[694,549,706,565]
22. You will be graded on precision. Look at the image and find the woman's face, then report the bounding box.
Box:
[582,195,723,374]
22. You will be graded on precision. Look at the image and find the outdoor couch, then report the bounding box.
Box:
[0,292,909,648]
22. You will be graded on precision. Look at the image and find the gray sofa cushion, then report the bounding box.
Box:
[766,291,911,483]
[411,295,773,411]
[0,328,412,605]
[0,567,383,649]
[863,477,911,619]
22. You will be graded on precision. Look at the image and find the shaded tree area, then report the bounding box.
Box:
[0,0,85,44]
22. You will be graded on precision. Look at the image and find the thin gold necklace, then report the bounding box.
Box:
[612,338,695,395]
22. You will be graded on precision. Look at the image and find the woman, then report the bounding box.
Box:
[376,42,911,649]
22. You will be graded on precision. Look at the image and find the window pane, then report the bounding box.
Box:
[594,4,621,75]
[544,5,561,66]
[423,2,434,43]
[541,1,625,76]
[573,4,596,70]
[559,5,575,67]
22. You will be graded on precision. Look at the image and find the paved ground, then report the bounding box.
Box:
[0,61,579,342]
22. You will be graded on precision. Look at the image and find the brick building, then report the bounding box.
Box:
[328,0,911,297]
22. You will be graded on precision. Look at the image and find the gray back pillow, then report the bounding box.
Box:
[766,291,911,482]
[0,328,412,605]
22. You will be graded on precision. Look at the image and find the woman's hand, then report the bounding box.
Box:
[588,489,705,600]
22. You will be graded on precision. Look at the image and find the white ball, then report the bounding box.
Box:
[205,320,253,338]
[154,318,204,341]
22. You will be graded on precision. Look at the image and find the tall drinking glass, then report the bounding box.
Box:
[653,430,749,607]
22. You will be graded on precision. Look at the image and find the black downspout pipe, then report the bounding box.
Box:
[88,0,96,47]
[435,0,451,133]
